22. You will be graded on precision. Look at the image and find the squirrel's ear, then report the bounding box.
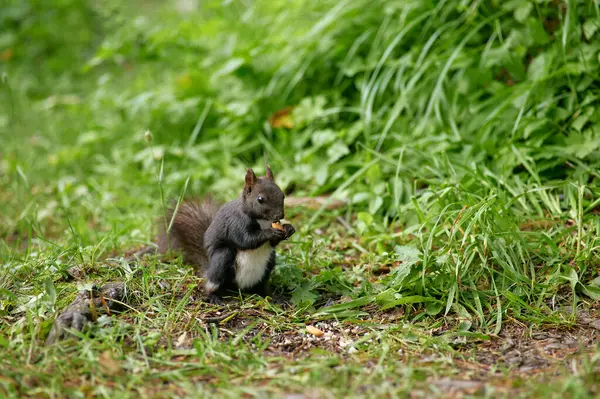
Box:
[245,168,257,193]
[265,164,274,181]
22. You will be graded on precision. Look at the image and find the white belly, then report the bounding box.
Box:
[235,243,273,289]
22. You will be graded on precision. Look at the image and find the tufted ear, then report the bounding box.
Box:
[244,168,257,194]
[265,164,274,181]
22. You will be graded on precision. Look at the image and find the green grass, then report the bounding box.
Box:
[2,0,600,397]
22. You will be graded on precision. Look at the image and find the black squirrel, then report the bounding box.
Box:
[157,165,295,304]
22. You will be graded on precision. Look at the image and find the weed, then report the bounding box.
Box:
[2,0,600,397]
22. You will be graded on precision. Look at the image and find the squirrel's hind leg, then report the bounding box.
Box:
[204,248,235,305]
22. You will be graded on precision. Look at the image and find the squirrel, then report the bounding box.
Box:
[157,165,295,305]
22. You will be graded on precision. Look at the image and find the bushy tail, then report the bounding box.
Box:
[157,196,221,271]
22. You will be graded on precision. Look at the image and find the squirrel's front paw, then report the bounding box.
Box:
[269,227,286,244]
[271,293,290,306]
[283,224,295,239]
[206,293,224,306]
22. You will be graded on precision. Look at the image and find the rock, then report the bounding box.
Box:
[65,265,86,280]
[503,350,523,366]
[500,338,514,352]
[433,378,484,393]
[45,282,127,345]
[589,320,600,331]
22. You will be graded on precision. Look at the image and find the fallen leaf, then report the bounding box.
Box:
[269,106,294,129]
[65,265,86,280]
[176,331,188,348]
[0,49,13,61]
[306,326,324,337]
[99,351,121,376]
[433,378,483,394]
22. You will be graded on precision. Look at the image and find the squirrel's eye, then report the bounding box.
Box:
[257,196,265,204]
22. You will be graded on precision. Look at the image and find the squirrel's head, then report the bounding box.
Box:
[242,165,285,222]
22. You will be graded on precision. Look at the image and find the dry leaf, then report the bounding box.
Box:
[0,49,13,61]
[99,351,121,376]
[269,106,294,129]
[65,265,86,280]
[306,325,324,337]
[176,331,188,348]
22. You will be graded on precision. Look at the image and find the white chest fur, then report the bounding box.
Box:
[235,243,273,289]
[234,219,274,289]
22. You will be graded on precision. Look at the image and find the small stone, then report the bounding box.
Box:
[518,366,537,373]
[544,343,566,350]
[589,320,600,331]
[500,339,514,352]
[503,350,523,366]
[564,338,578,346]
[433,378,483,392]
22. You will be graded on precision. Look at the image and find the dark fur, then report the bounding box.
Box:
[157,196,221,270]
[157,166,295,304]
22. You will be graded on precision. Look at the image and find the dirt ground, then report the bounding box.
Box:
[187,302,600,397]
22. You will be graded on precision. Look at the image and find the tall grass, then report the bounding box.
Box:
[2,0,600,333]
[4,0,600,396]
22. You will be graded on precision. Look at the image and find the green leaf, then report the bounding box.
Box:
[583,19,599,40]
[356,212,374,234]
[0,288,17,302]
[357,212,373,224]
[571,107,593,132]
[582,285,600,300]
[352,192,371,204]
[528,53,548,81]
[312,129,337,148]
[313,296,375,316]
[375,289,397,307]
[315,163,328,185]
[527,18,549,44]
[426,301,444,316]
[445,282,457,316]
[369,196,383,214]
[77,282,95,292]
[442,331,491,340]
[391,263,412,288]
[376,293,438,310]
[454,303,472,332]
[514,2,533,23]
[213,57,245,78]
[292,96,327,124]
[559,266,579,288]
[582,276,600,300]
[389,245,421,288]
[394,245,421,264]
[588,276,600,287]
[326,140,350,163]
[291,282,319,307]
[44,277,56,307]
